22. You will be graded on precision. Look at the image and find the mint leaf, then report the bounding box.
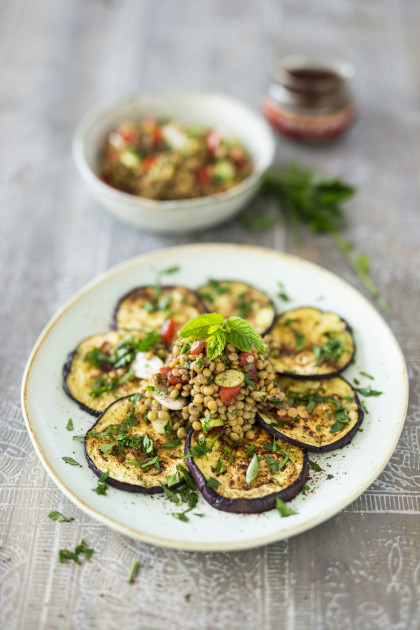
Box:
[48,511,74,522]
[62,457,81,467]
[206,329,226,360]
[179,313,223,339]
[225,317,265,353]
[275,498,297,517]
[355,387,383,397]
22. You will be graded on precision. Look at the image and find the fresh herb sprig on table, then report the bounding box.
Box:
[242,163,389,314]
[179,313,265,360]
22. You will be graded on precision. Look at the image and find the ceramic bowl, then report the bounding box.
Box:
[72,92,276,233]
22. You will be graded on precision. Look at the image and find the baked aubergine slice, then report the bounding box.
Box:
[63,330,167,416]
[184,426,308,513]
[197,280,276,335]
[112,285,206,338]
[268,307,355,378]
[257,376,363,453]
[84,395,185,493]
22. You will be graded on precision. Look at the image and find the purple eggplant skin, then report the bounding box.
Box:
[184,431,309,514]
[63,349,101,417]
[272,307,356,380]
[111,284,208,331]
[83,396,185,494]
[257,378,364,454]
[197,279,277,336]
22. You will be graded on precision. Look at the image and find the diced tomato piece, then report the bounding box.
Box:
[117,123,139,144]
[191,340,206,355]
[197,166,210,188]
[239,351,257,381]
[206,131,221,153]
[153,126,164,146]
[276,410,294,422]
[219,384,241,406]
[159,365,188,385]
[143,155,158,170]
[160,317,176,343]
[229,147,244,165]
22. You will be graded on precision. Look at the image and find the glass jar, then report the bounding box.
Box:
[262,54,357,143]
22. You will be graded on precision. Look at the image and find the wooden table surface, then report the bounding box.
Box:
[1,1,419,628]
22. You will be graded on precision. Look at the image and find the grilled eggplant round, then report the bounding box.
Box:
[63,330,167,416]
[257,376,363,453]
[197,280,276,335]
[84,395,185,493]
[269,307,355,378]
[112,285,206,335]
[185,427,308,513]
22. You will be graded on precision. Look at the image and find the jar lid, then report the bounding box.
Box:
[272,54,355,94]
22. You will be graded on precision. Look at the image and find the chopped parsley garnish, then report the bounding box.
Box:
[224,446,235,463]
[361,400,369,415]
[208,279,229,294]
[312,334,344,366]
[292,329,306,352]
[360,371,374,380]
[309,460,323,472]
[275,498,297,517]
[99,443,113,454]
[48,511,74,523]
[92,471,110,495]
[127,560,140,584]
[277,446,291,470]
[244,443,256,456]
[277,282,291,302]
[166,473,180,487]
[161,468,199,522]
[87,332,159,373]
[215,458,227,474]
[183,435,218,458]
[66,418,74,431]
[140,456,160,470]
[62,456,81,467]
[145,385,165,396]
[185,593,192,602]
[162,438,182,448]
[243,373,256,389]
[355,386,383,397]
[330,406,351,433]
[207,477,220,489]
[306,400,317,414]
[265,453,280,474]
[58,539,94,564]
[327,474,334,479]
[302,483,310,493]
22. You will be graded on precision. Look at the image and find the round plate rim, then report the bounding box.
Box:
[20,243,409,552]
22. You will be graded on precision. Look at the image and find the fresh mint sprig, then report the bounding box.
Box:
[242,163,389,314]
[179,313,265,360]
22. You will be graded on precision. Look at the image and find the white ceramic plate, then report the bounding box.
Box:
[21,244,408,552]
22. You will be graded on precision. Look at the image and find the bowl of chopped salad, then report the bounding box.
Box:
[73,92,275,233]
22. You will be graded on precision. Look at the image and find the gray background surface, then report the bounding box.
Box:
[1,1,419,628]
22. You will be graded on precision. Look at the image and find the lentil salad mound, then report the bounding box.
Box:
[148,337,297,443]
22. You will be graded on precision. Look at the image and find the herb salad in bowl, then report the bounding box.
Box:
[73,93,275,233]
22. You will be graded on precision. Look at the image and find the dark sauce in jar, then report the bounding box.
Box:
[262,55,357,143]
